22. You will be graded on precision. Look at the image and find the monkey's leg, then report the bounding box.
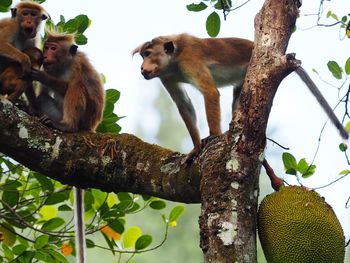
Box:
[74,187,86,263]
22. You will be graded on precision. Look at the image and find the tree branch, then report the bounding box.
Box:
[0,99,200,204]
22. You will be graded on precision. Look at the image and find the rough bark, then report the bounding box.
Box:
[0,100,200,203]
[198,0,300,262]
[0,0,301,262]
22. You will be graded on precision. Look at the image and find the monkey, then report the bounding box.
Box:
[133,33,349,159]
[31,32,105,263]
[0,1,47,76]
[0,47,43,102]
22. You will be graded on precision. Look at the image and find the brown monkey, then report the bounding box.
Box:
[0,1,47,75]
[31,31,105,263]
[133,33,348,159]
[32,32,105,132]
[0,47,43,102]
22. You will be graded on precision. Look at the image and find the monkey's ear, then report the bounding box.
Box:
[42,14,48,20]
[163,41,175,54]
[10,8,17,18]
[69,45,78,55]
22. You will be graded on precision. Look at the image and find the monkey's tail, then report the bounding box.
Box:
[295,66,349,140]
[74,187,86,263]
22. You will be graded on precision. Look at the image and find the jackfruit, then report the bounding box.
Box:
[258,186,345,263]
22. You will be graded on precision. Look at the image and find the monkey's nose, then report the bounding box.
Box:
[141,68,151,79]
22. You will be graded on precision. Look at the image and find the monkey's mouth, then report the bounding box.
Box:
[24,27,35,38]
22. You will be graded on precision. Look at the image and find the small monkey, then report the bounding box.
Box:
[31,32,105,263]
[133,33,348,159]
[0,47,43,102]
[0,1,47,75]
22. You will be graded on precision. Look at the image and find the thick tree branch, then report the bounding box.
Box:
[0,99,200,203]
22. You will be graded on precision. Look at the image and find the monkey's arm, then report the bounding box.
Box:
[295,66,349,139]
[31,69,68,96]
[161,78,202,156]
[0,42,31,75]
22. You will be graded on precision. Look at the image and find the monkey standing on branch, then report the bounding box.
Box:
[0,47,43,102]
[133,33,348,159]
[0,1,47,75]
[31,32,105,263]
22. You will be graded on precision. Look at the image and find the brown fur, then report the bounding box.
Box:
[0,47,42,102]
[134,33,254,158]
[32,32,105,132]
[0,1,47,75]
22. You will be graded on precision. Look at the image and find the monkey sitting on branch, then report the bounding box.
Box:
[133,33,348,160]
[31,31,105,263]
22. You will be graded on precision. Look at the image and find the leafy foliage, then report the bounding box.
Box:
[282,152,316,178]
[187,0,234,37]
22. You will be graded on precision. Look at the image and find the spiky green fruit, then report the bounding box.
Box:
[258,186,345,263]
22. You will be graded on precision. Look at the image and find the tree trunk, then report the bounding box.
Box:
[199,0,300,262]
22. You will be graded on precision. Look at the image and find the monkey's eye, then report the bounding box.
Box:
[143,51,151,57]
[50,46,57,51]
[22,11,29,16]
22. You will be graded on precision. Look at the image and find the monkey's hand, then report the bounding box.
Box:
[31,69,48,82]
[39,115,53,127]
[186,146,201,163]
[21,54,32,76]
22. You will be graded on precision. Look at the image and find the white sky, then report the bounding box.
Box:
[3,0,350,242]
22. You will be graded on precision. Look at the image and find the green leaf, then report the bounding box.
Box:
[135,235,152,250]
[44,248,69,263]
[34,235,49,249]
[41,217,65,231]
[214,0,232,10]
[33,172,54,192]
[327,61,343,79]
[106,89,121,104]
[282,152,297,175]
[117,192,132,202]
[39,206,58,221]
[45,191,70,205]
[169,205,185,222]
[339,143,348,152]
[2,243,14,260]
[149,200,166,210]
[301,164,316,178]
[206,11,221,37]
[74,15,90,33]
[2,189,19,208]
[339,169,350,175]
[345,57,350,75]
[345,121,350,133]
[0,0,11,12]
[122,226,142,248]
[186,2,207,12]
[109,220,125,235]
[12,244,27,255]
[297,158,309,174]
[19,250,36,263]
[86,239,95,248]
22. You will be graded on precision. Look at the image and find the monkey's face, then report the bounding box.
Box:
[17,8,43,39]
[42,42,73,75]
[139,41,175,80]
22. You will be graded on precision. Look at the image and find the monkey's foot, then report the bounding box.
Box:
[201,134,220,147]
[185,146,201,164]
